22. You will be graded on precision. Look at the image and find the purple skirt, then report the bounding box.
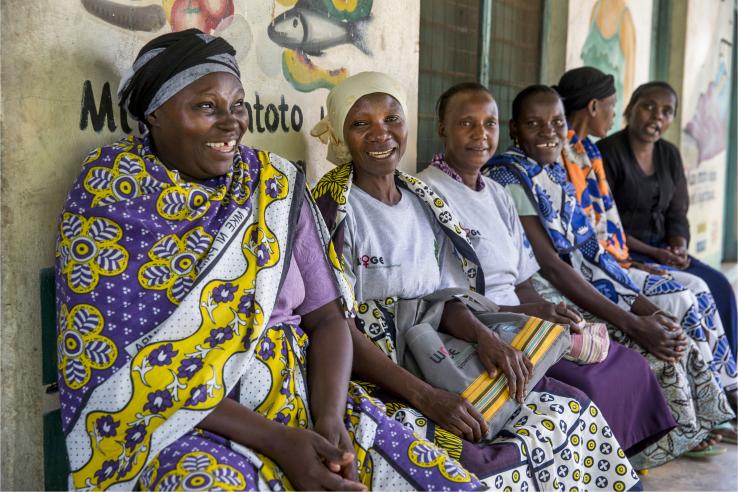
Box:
[547,341,676,455]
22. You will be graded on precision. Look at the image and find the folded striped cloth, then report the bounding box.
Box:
[564,322,610,364]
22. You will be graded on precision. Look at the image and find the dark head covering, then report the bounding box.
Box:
[118,28,240,122]
[553,67,616,115]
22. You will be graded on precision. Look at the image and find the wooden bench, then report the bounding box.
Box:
[40,267,70,491]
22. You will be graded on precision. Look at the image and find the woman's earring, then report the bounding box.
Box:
[513,137,520,147]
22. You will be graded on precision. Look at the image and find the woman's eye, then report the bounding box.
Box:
[460,120,472,127]
[351,120,367,127]
[198,102,215,110]
[485,120,498,127]
[386,115,400,122]
[554,119,565,127]
[527,120,539,128]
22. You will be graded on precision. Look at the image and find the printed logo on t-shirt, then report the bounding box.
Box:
[357,254,386,268]
[463,227,482,239]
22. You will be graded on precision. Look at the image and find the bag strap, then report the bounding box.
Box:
[422,287,500,313]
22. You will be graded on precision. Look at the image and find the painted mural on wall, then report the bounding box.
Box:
[268,0,373,92]
[566,0,651,132]
[70,0,417,182]
[680,0,734,263]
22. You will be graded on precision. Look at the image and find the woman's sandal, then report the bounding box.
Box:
[683,445,726,458]
[712,422,738,445]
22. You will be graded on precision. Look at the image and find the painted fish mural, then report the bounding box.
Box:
[269,0,374,92]
[267,2,370,56]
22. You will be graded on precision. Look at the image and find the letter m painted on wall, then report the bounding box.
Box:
[80,80,116,132]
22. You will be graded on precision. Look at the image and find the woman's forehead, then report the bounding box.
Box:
[350,92,402,111]
[522,93,563,113]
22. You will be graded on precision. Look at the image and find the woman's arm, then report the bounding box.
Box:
[520,215,686,361]
[503,279,583,327]
[301,301,354,450]
[439,301,532,403]
[198,388,364,490]
[348,319,489,442]
[626,234,682,265]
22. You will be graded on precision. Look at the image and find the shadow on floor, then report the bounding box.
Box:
[638,443,737,491]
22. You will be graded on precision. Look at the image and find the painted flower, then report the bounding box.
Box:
[138,227,213,304]
[83,152,162,207]
[265,177,282,198]
[125,423,147,450]
[238,292,255,315]
[177,357,203,379]
[212,283,237,304]
[242,326,255,351]
[94,459,119,484]
[205,326,234,347]
[156,182,221,221]
[255,243,271,267]
[275,412,291,425]
[258,337,276,360]
[56,214,129,294]
[156,452,245,491]
[186,384,208,406]
[95,415,120,438]
[144,389,174,414]
[148,343,178,367]
[57,304,118,390]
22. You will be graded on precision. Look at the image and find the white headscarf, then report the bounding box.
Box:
[310,71,407,165]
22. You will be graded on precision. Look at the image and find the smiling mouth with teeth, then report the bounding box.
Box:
[206,140,237,153]
[367,149,395,159]
[536,142,559,148]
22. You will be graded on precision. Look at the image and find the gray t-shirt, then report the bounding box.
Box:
[419,166,539,306]
[343,185,466,301]
[506,183,538,216]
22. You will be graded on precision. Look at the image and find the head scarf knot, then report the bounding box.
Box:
[553,66,616,115]
[310,71,407,165]
[118,28,240,122]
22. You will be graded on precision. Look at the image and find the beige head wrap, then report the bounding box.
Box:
[310,71,407,165]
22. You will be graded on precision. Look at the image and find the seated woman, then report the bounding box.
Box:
[554,69,737,404]
[597,80,737,362]
[312,71,641,490]
[417,81,675,459]
[55,29,482,491]
[483,84,735,467]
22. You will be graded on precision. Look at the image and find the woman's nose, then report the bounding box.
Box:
[367,123,390,141]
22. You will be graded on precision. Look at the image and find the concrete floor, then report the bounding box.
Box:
[638,443,737,491]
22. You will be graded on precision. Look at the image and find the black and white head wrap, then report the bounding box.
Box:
[552,66,616,115]
[118,28,240,123]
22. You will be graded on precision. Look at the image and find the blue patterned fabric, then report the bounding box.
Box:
[484,148,640,303]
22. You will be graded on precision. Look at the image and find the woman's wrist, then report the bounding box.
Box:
[406,377,436,410]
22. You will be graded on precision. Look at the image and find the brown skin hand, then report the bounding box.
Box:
[199,299,366,491]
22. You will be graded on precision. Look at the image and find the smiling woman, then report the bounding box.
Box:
[311,73,642,491]
[484,84,736,468]
[56,30,455,491]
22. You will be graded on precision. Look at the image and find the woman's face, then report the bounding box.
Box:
[147,72,248,180]
[588,93,617,138]
[439,90,499,171]
[510,91,567,164]
[626,87,676,144]
[343,92,408,178]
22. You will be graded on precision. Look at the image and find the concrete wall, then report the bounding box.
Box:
[0,1,419,488]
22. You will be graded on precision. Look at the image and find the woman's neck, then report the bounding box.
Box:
[444,155,481,190]
[568,112,591,140]
[353,172,401,205]
[626,128,655,157]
